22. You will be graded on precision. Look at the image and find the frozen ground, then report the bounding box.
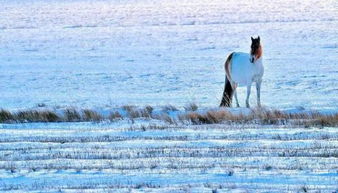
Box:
[0,0,337,110]
[0,121,337,192]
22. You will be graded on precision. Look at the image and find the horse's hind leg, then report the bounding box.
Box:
[246,83,252,108]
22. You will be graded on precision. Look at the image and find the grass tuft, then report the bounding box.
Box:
[82,109,102,122]
[122,105,135,113]
[123,105,154,119]
[63,108,81,122]
[144,105,154,117]
[0,109,14,123]
[312,113,338,127]
[109,111,122,120]
[161,113,176,124]
[16,110,60,122]
[184,103,198,111]
[163,105,179,112]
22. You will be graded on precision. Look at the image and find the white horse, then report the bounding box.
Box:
[220,36,264,108]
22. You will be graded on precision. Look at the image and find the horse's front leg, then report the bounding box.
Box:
[256,80,262,107]
[234,90,240,107]
[246,83,252,108]
[234,84,240,107]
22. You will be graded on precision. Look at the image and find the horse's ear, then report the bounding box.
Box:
[258,36,260,41]
[251,37,254,41]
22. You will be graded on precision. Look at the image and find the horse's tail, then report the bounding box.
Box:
[220,53,234,107]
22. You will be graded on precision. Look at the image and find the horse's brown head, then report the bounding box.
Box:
[250,36,262,63]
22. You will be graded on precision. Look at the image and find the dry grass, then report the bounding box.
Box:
[122,105,135,113]
[123,106,153,119]
[0,106,337,127]
[109,111,122,120]
[184,103,198,111]
[185,109,264,125]
[82,109,103,122]
[0,109,14,123]
[163,105,179,112]
[16,110,60,122]
[145,105,154,115]
[1,109,61,123]
[179,108,338,126]
[180,110,251,124]
[314,113,338,125]
[161,113,176,124]
[64,108,81,122]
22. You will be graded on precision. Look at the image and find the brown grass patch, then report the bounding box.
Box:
[122,105,136,113]
[16,110,60,122]
[163,105,179,112]
[122,105,154,119]
[82,109,103,122]
[0,109,14,123]
[180,110,253,124]
[63,108,81,122]
[184,103,198,111]
[161,113,176,124]
[0,106,337,127]
[109,111,122,120]
[179,108,338,126]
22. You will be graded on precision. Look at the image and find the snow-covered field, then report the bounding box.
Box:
[0,121,337,192]
[0,0,337,110]
[1,0,338,192]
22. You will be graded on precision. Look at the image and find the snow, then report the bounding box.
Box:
[0,0,337,110]
[0,121,337,192]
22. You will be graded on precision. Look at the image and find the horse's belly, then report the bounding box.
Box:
[232,75,250,86]
[231,53,253,86]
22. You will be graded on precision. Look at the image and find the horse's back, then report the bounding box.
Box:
[231,52,254,86]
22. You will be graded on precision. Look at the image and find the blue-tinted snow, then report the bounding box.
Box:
[0,0,337,111]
